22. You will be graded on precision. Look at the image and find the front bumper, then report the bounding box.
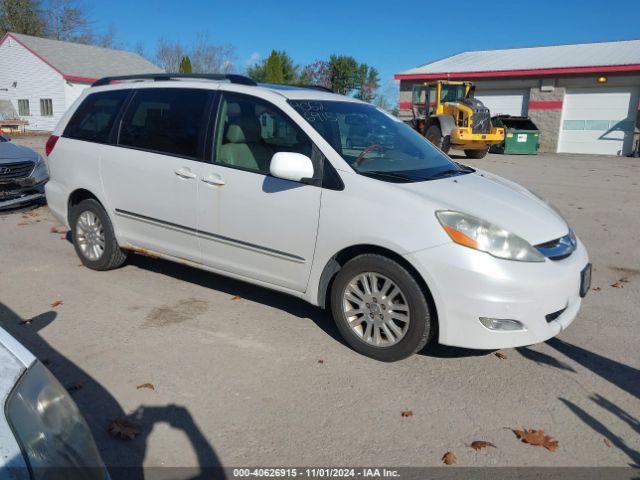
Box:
[450,127,504,149]
[405,239,589,350]
[0,182,46,210]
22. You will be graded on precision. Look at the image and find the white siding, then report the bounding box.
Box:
[64,81,89,109]
[0,36,65,131]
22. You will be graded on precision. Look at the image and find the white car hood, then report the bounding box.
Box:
[398,170,568,245]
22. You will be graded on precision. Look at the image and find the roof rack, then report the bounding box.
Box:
[91,73,257,87]
[298,84,334,93]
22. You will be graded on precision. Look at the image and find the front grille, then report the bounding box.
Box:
[546,307,567,323]
[0,161,34,180]
[472,109,491,134]
[535,232,577,261]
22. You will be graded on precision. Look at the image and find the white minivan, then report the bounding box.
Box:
[45,74,590,361]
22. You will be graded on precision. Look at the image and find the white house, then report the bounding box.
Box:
[0,32,163,131]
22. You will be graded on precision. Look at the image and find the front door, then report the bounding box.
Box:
[196,92,322,291]
[101,87,212,261]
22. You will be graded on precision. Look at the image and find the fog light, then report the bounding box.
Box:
[479,317,525,331]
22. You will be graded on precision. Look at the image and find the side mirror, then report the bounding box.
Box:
[270,152,314,183]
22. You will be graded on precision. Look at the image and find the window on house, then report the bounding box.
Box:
[18,99,30,116]
[40,99,53,117]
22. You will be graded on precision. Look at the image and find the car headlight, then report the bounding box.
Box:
[436,210,545,262]
[6,361,107,479]
[30,156,49,184]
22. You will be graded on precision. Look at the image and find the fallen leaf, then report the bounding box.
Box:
[513,428,559,451]
[231,295,241,301]
[50,226,66,234]
[619,277,629,283]
[108,419,141,440]
[51,300,63,308]
[317,359,324,364]
[610,282,624,289]
[60,235,66,240]
[401,410,413,417]
[603,438,612,448]
[592,287,601,292]
[136,383,155,391]
[470,440,496,451]
[494,352,507,360]
[441,451,456,465]
[67,383,84,393]
[17,222,29,226]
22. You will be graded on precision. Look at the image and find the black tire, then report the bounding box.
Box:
[464,148,489,159]
[69,198,128,270]
[330,254,435,362]
[424,124,450,153]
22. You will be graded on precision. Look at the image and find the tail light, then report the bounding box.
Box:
[45,135,59,156]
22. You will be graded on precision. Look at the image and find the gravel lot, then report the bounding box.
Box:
[1,135,639,471]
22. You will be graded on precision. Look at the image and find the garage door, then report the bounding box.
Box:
[558,87,639,156]
[475,89,529,116]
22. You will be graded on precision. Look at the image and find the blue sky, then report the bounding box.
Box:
[90,0,639,97]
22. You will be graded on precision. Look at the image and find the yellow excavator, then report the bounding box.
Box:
[411,80,504,159]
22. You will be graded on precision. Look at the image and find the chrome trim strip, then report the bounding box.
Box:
[114,208,306,264]
[535,231,577,260]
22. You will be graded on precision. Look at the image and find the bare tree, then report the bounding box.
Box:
[190,34,235,74]
[154,38,186,73]
[154,35,235,74]
[132,40,147,58]
[44,0,89,41]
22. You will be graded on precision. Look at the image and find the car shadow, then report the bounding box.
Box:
[128,254,488,359]
[417,343,491,359]
[0,303,225,480]
[128,254,348,347]
[515,346,577,372]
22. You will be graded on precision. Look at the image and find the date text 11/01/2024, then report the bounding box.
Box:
[232,468,400,478]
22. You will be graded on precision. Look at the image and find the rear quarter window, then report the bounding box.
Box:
[63,90,130,143]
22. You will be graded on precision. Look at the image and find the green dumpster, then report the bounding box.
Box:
[490,116,540,155]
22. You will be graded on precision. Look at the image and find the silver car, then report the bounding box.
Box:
[0,134,48,210]
[0,327,108,479]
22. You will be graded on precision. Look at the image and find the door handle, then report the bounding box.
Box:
[201,174,225,186]
[174,167,197,179]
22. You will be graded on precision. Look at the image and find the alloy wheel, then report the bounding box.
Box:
[342,272,411,347]
[75,210,105,261]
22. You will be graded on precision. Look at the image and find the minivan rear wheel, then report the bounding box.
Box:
[69,199,127,270]
[330,254,434,361]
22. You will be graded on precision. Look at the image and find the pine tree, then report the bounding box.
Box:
[179,55,192,74]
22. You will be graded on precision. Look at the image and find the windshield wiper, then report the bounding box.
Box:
[428,168,469,179]
[359,170,414,182]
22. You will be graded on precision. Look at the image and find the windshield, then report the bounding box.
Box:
[441,85,466,103]
[288,100,471,182]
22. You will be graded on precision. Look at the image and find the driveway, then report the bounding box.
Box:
[1,136,638,471]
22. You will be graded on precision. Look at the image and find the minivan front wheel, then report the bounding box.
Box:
[69,199,127,270]
[330,254,434,361]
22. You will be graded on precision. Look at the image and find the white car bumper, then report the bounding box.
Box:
[405,239,589,350]
[44,181,68,227]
